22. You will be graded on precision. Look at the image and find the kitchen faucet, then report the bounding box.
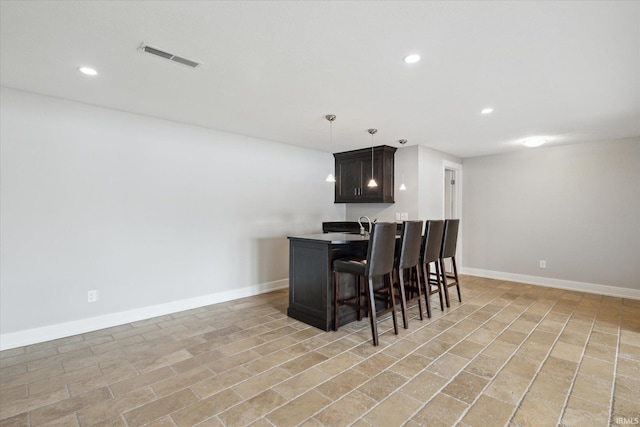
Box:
[358,216,372,235]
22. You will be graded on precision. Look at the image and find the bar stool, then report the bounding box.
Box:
[333,222,397,346]
[394,220,425,326]
[440,219,462,307]
[420,220,445,318]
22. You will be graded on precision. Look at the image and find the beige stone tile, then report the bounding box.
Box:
[426,353,468,379]
[389,353,432,378]
[272,367,330,400]
[39,413,80,427]
[481,340,518,362]
[170,388,242,427]
[68,365,138,397]
[151,366,213,398]
[217,390,288,426]
[571,374,613,407]
[550,341,585,363]
[411,392,468,427]
[619,343,640,362]
[617,357,640,379]
[207,349,261,373]
[108,367,174,397]
[191,366,253,399]
[585,341,617,363]
[464,354,504,379]
[266,390,331,427]
[27,365,102,396]
[232,367,291,399]
[449,341,485,360]
[30,387,112,426]
[352,353,398,377]
[244,349,295,374]
[364,391,422,426]
[461,394,515,427]
[122,388,198,427]
[76,387,155,427]
[615,375,640,402]
[279,351,328,376]
[316,351,363,376]
[578,356,615,381]
[612,396,639,424]
[0,412,30,427]
[400,370,448,402]
[442,371,489,404]
[314,391,376,426]
[539,356,578,381]
[528,372,571,406]
[496,330,528,346]
[0,387,69,421]
[357,371,408,402]
[502,355,540,380]
[562,395,609,427]
[484,371,530,405]
[466,328,500,346]
[512,394,563,426]
[415,339,453,359]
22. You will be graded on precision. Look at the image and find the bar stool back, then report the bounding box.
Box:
[395,220,425,326]
[440,219,462,307]
[333,222,397,346]
[420,220,445,317]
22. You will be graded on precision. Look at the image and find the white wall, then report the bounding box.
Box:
[462,138,640,294]
[0,87,344,347]
[345,145,461,222]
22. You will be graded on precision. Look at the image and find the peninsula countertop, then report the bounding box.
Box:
[287,232,370,244]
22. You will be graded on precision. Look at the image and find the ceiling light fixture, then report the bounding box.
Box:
[325,115,337,183]
[367,129,378,188]
[398,139,407,191]
[481,107,494,115]
[78,66,97,76]
[403,54,421,64]
[522,136,549,147]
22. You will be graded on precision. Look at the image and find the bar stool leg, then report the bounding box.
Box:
[440,258,451,308]
[422,262,432,318]
[397,269,409,329]
[366,276,379,346]
[387,273,399,335]
[413,265,424,320]
[434,261,445,311]
[333,271,340,331]
[452,257,462,302]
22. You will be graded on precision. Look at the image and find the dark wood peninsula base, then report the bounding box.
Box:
[287,233,370,331]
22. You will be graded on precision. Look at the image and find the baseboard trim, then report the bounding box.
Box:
[0,279,288,351]
[461,268,640,300]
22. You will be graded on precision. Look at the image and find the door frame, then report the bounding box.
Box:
[443,160,463,268]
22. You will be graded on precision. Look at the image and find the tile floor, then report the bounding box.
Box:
[1,276,639,427]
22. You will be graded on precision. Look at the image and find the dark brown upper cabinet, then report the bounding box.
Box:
[333,145,396,203]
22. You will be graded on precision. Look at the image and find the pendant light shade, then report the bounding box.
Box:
[398,139,407,190]
[367,129,378,187]
[325,115,337,182]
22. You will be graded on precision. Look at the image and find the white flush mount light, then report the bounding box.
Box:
[481,107,494,115]
[78,66,97,76]
[403,54,421,64]
[522,136,550,148]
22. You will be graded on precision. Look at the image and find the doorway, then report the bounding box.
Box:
[443,160,463,268]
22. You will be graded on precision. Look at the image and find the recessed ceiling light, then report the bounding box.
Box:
[481,107,494,115]
[403,54,421,64]
[522,136,549,147]
[78,66,97,76]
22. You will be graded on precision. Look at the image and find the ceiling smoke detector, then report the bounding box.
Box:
[138,43,200,68]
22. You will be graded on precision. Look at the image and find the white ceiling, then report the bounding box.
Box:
[1,1,639,157]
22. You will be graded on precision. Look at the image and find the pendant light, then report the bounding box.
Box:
[325,115,337,182]
[367,129,378,187]
[398,139,407,190]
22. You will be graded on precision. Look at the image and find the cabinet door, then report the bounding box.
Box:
[335,156,362,202]
[360,153,384,201]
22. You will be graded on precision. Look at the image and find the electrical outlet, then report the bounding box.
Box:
[87,290,98,303]
[395,212,401,221]
[539,260,546,269]
[400,213,409,220]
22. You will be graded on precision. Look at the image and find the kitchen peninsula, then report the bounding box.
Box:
[287,233,369,331]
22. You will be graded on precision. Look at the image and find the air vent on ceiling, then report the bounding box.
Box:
[138,43,200,68]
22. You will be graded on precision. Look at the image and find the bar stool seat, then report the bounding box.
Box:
[333,222,397,346]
